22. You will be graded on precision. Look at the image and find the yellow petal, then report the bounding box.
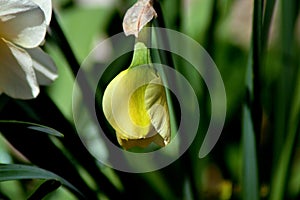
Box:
[129,84,150,126]
[145,79,171,145]
[0,38,39,99]
[102,70,128,134]
[102,42,171,149]
[116,132,164,150]
[103,66,155,138]
[114,65,160,138]
[0,0,47,48]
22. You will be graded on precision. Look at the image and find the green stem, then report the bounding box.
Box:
[242,0,264,199]
[242,105,259,200]
[49,11,80,75]
[48,11,122,199]
[136,25,152,47]
[49,11,98,132]
[270,0,300,199]
[252,0,263,141]
[153,2,200,200]
[129,42,150,68]
[262,0,277,52]
[27,180,61,200]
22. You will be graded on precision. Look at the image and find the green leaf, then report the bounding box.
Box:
[141,172,176,200]
[0,164,84,198]
[27,179,61,200]
[262,0,277,51]
[269,0,299,199]
[241,0,264,199]
[59,7,112,62]
[0,120,64,137]
[270,64,300,200]
[242,106,259,200]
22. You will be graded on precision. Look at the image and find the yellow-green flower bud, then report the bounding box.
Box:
[102,42,170,149]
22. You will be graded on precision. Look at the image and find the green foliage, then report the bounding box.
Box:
[0,0,299,199]
[0,164,82,198]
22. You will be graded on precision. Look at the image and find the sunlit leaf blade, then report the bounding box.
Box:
[262,0,277,51]
[241,0,263,198]
[0,164,84,198]
[242,106,259,200]
[27,126,63,137]
[270,62,300,200]
[27,179,61,200]
[0,120,63,137]
[0,118,97,199]
[269,0,299,199]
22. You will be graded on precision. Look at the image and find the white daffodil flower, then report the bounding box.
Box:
[102,42,170,149]
[0,0,57,99]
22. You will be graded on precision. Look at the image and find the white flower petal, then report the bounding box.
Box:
[0,0,46,48]
[31,0,52,25]
[0,39,39,99]
[27,47,58,85]
[0,0,36,16]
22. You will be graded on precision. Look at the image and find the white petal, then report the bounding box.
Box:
[0,39,39,99]
[31,0,52,25]
[0,0,46,48]
[0,0,36,16]
[27,47,58,85]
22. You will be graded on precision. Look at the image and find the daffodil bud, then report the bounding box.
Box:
[102,42,170,149]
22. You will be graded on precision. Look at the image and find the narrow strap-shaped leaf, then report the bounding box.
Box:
[270,62,300,200]
[27,180,61,200]
[241,0,263,199]
[49,12,122,198]
[262,0,277,51]
[269,0,300,199]
[0,117,97,199]
[0,120,63,137]
[0,164,84,198]
[242,105,259,200]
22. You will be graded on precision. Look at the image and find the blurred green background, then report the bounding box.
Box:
[0,0,300,199]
